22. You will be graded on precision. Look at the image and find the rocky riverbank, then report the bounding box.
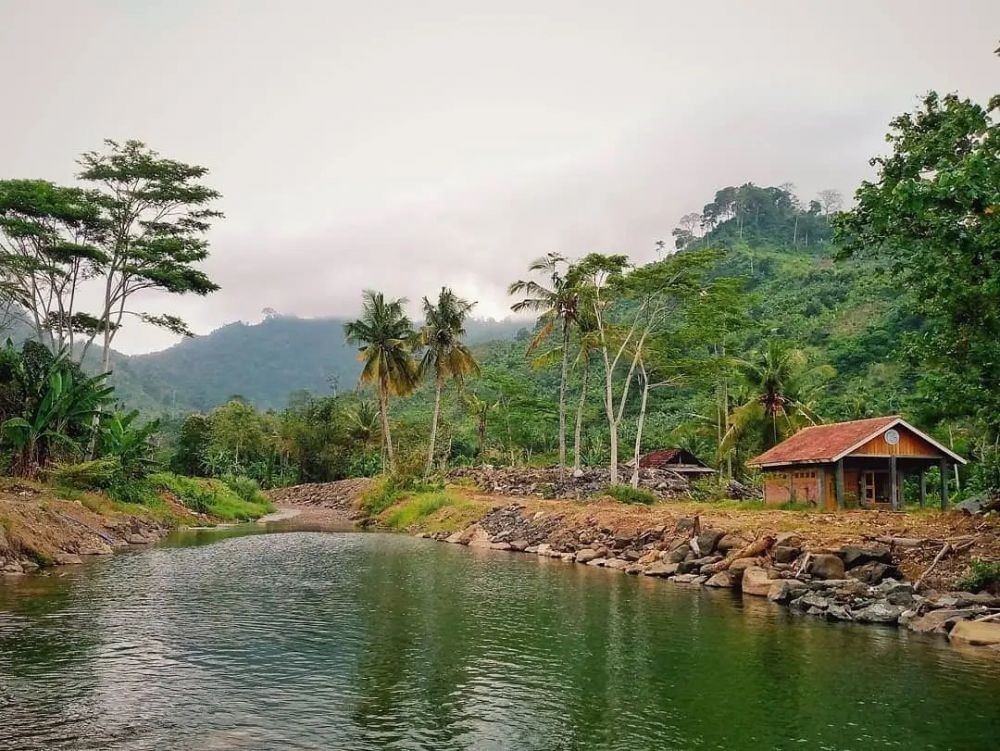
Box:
[411,498,1000,650]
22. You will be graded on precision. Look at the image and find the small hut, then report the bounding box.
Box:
[748,416,965,510]
[637,448,715,477]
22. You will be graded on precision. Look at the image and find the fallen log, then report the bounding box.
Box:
[701,534,775,574]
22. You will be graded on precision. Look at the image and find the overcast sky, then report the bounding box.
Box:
[1,1,997,354]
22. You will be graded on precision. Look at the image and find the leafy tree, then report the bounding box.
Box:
[835,90,1000,441]
[344,291,419,472]
[420,287,479,476]
[722,341,834,457]
[462,390,499,462]
[508,253,582,479]
[170,412,212,476]
[0,180,106,352]
[77,139,222,370]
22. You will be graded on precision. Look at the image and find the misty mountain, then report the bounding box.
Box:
[111,314,526,412]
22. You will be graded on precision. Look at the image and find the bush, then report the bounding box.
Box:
[50,457,122,490]
[220,473,266,504]
[959,558,1000,593]
[149,472,272,521]
[358,472,444,519]
[606,484,656,505]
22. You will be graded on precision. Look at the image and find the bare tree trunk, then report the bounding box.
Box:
[631,363,650,488]
[425,372,443,478]
[379,384,395,473]
[557,320,569,480]
[573,358,589,473]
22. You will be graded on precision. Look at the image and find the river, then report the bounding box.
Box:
[0,526,997,750]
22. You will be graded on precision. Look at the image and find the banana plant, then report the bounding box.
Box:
[97,410,160,480]
[2,363,115,477]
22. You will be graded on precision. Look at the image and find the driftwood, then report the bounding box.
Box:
[702,534,775,574]
[796,552,813,580]
[914,543,952,592]
[872,535,928,548]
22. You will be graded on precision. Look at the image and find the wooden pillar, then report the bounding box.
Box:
[919,469,927,508]
[834,459,844,510]
[816,466,826,509]
[890,455,898,510]
[940,459,949,510]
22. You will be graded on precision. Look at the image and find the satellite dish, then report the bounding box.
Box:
[884,429,900,446]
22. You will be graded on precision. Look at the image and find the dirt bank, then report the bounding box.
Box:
[0,480,199,574]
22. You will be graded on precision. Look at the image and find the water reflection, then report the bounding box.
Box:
[0,530,997,750]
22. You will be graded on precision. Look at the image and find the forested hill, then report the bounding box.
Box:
[110,314,526,412]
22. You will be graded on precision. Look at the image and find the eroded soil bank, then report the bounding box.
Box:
[0,481,205,574]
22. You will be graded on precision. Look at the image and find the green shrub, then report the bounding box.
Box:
[606,484,656,505]
[358,472,444,519]
[220,473,266,504]
[959,558,1000,593]
[149,472,273,521]
[50,457,121,490]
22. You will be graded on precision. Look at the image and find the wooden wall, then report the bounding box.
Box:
[850,426,941,457]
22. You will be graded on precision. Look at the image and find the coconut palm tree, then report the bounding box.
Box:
[508,253,581,479]
[721,341,834,459]
[344,291,419,473]
[420,287,479,477]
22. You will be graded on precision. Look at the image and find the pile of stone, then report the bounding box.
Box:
[268,479,371,513]
[448,465,691,500]
[419,504,1000,647]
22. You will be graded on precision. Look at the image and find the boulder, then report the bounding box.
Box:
[948,620,1000,647]
[489,541,512,551]
[793,592,832,611]
[1,561,24,574]
[510,539,530,552]
[637,550,660,565]
[772,545,801,564]
[53,552,82,566]
[696,529,726,555]
[840,544,892,569]
[767,579,810,603]
[621,548,643,562]
[880,581,915,606]
[729,557,762,573]
[575,548,603,564]
[644,562,679,578]
[705,571,736,588]
[806,554,845,580]
[625,564,645,575]
[673,574,706,585]
[775,532,804,548]
[716,534,746,553]
[853,602,904,624]
[603,558,630,571]
[741,566,776,596]
[674,517,699,534]
[666,543,691,563]
[846,561,898,585]
[826,604,854,621]
[907,609,979,635]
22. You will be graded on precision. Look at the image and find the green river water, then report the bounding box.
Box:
[0,526,997,750]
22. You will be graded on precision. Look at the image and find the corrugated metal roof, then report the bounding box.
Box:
[749,416,900,466]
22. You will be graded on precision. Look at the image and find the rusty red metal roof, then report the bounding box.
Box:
[749,416,900,466]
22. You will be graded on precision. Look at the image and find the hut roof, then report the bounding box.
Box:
[749,416,966,467]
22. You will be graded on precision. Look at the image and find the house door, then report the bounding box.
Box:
[862,471,877,505]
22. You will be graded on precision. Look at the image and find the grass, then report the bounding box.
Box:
[149,472,273,521]
[606,484,656,505]
[375,486,490,533]
[382,491,456,530]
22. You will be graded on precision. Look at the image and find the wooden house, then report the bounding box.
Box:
[637,448,715,476]
[748,416,965,511]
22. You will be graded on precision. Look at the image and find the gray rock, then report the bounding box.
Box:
[767,579,810,603]
[705,571,736,588]
[846,561,898,585]
[696,529,726,555]
[603,558,629,571]
[625,564,645,575]
[666,544,690,564]
[672,573,705,584]
[907,608,980,635]
[716,534,746,552]
[510,539,530,552]
[772,545,801,564]
[840,544,892,569]
[489,541,512,551]
[575,548,602,564]
[621,548,643,562]
[806,554,845,580]
[854,601,904,624]
[826,604,854,621]
[644,562,679,578]
[798,592,832,611]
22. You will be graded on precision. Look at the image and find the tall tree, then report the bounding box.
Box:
[835,90,1000,440]
[0,180,106,353]
[722,341,833,455]
[420,287,479,476]
[344,291,419,472]
[508,253,581,479]
[77,140,222,370]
